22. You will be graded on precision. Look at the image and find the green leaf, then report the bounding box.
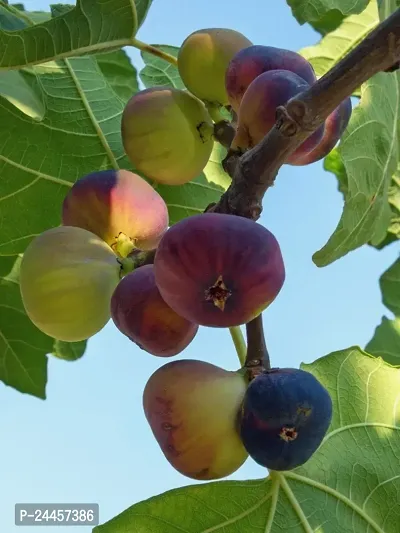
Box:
[299,0,378,94]
[307,9,346,35]
[0,70,45,120]
[286,0,369,25]
[95,347,400,533]
[0,255,49,398]
[134,0,153,29]
[380,257,400,317]
[0,55,130,255]
[0,0,139,70]
[366,317,400,365]
[313,69,400,267]
[140,45,183,88]
[52,339,87,361]
[97,50,139,103]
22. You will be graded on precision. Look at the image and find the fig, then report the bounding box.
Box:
[121,87,214,186]
[226,45,316,112]
[287,97,352,166]
[231,70,324,160]
[240,368,333,471]
[154,213,285,328]
[111,265,198,357]
[143,359,248,480]
[62,169,169,257]
[20,226,122,342]
[178,28,252,106]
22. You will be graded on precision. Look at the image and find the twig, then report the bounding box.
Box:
[245,314,270,379]
[208,7,400,219]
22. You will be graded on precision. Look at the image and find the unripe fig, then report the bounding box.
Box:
[178,28,252,106]
[154,213,285,328]
[240,368,333,471]
[20,226,122,342]
[287,97,352,166]
[143,359,248,480]
[226,45,316,112]
[121,87,214,186]
[111,265,198,357]
[62,169,169,257]
[231,70,324,161]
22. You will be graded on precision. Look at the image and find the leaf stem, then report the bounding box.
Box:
[131,38,178,66]
[229,326,247,366]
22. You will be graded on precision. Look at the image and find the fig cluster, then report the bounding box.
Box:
[18,26,337,480]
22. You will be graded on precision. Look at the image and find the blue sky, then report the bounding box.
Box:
[1,0,398,531]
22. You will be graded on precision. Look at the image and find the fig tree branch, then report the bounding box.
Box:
[209,7,400,219]
[245,314,270,377]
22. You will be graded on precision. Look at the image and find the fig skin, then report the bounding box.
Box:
[143,359,248,480]
[231,70,324,162]
[20,226,122,342]
[178,28,252,106]
[240,368,333,471]
[226,45,316,113]
[287,97,352,166]
[153,213,285,328]
[121,87,214,186]
[62,169,169,256]
[111,265,198,357]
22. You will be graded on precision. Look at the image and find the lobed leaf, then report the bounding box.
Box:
[366,317,400,365]
[94,347,400,533]
[286,0,369,25]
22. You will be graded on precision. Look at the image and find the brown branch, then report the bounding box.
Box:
[208,7,400,219]
[245,314,270,379]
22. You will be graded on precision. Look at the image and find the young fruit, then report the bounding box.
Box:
[143,359,248,480]
[154,213,285,328]
[111,265,198,357]
[231,70,324,161]
[62,169,168,257]
[287,97,352,166]
[178,28,252,106]
[226,45,316,112]
[121,87,214,186]
[240,368,333,471]
[20,226,122,342]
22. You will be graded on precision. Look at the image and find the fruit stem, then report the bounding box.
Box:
[131,38,178,66]
[128,248,157,268]
[245,314,270,379]
[118,256,136,277]
[229,327,247,366]
[213,121,236,149]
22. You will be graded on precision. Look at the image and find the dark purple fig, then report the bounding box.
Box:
[111,265,198,357]
[287,97,352,166]
[226,45,316,113]
[240,368,333,471]
[153,213,285,328]
[231,70,324,161]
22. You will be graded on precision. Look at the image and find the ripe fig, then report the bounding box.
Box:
[240,368,333,471]
[178,28,252,106]
[143,359,248,480]
[287,97,352,166]
[226,45,316,112]
[62,169,169,257]
[20,226,122,342]
[121,87,214,186]
[154,213,285,328]
[231,70,324,160]
[111,265,198,357]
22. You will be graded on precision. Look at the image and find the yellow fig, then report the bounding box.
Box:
[20,226,122,342]
[121,87,214,186]
[178,28,252,106]
[143,359,249,480]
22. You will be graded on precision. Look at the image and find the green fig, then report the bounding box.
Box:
[20,226,122,342]
[121,87,214,186]
[178,28,252,106]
